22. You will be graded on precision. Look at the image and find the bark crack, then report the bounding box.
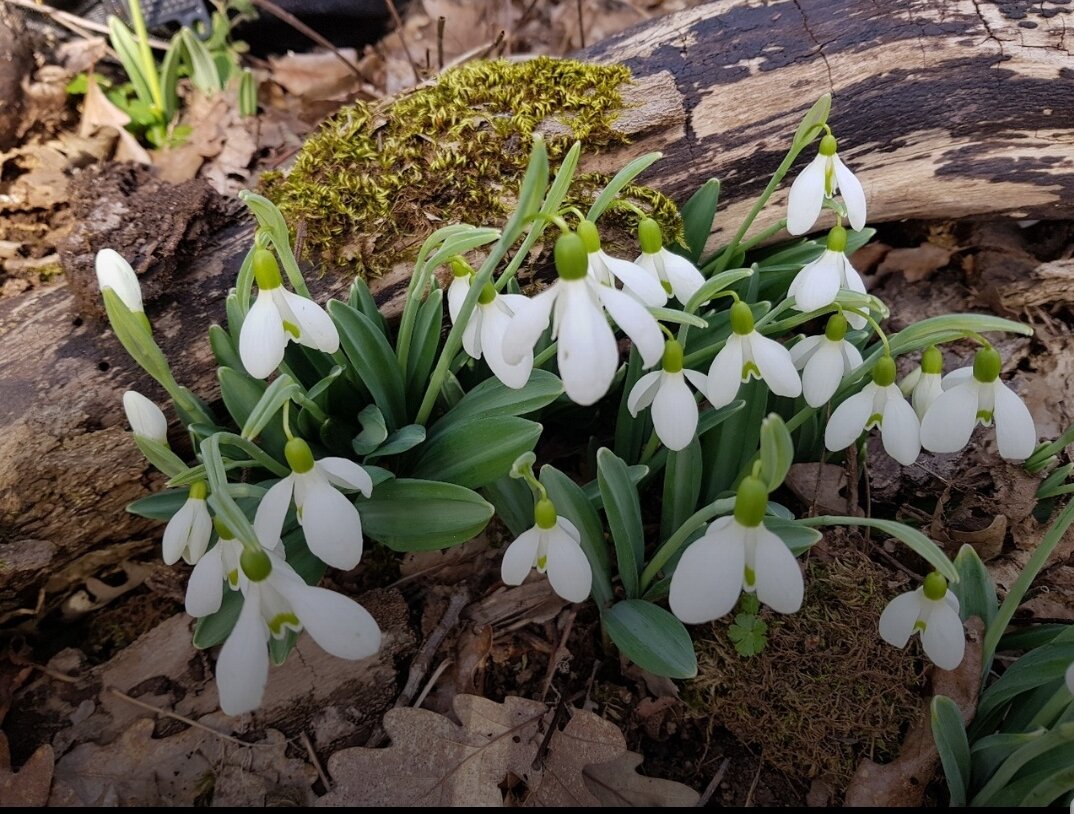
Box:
[792,0,835,92]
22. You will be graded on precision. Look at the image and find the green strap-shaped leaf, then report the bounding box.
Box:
[953,543,998,629]
[931,695,971,807]
[412,416,541,489]
[432,370,563,435]
[604,599,697,679]
[676,178,720,264]
[359,478,493,551]
[329,299,407,430]
[661,437,701,542]
[596,448,646,599]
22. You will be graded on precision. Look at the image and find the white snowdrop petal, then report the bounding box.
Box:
[545,526,593,603]
[602,253,667,307]
[95,248,143,311]
[944,590,960,614]
[992,382,1037,460]
[240,291,288,379]
[599,286,664,368]
[461,307,482,358]
[825,388,875,452]
[921,601,966,671]
[920,383,979,454]
[941,367,974,390]
[123,390,168,443]
[752,526,804,614]
[683,368,709,394]
[659,250,705,304]
[318,458,373,496]
[786,154,828,235]
[279,290,340,353]
[163,500,197,566]
[299,481,365,570]
[790,252,842,313]
[832,155,867,231]
[557,284,618,405]
[557,516,581,542]
[749,334,802,398]
[254,477,294,549]
[880,387,922,465]
[790,335,825,369]
[185,500,214,563]
[669,529,746,624]
[275,581,381,661]
[502,286,556,365]
[842,341,864,371]
[878,590,923,648]
[185,546,225,617]
[706,339,745,408]
[652,373,699,451]
[501,527,542,585]
[911,373,944,420]
[802,341,846,407]
[216,587,269,716]
[627,371,662,416]
[481,301,533,389]
[447,275,469,323]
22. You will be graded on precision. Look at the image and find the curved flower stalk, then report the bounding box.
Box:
[878,572,964,671]
[633,217,705,305]
[706,300,801,408]
[577,220,666,307]
[123,390,168,443]
[787,225,867,328]
[209,549,381,716]
[502,231,663,406]
[628,339,708,451]
[786,132,866,234]
[163,480,212,565]
[254,437,373,570]
[825,355,920,466]
[447,268,533,389]
[239,248,339,379]
[670,476,804,622]
[790,313,862,408]
[920,347,1036,460]
[501,497,592,603]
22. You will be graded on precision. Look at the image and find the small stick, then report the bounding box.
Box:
[384,0,421,85]
[301,731,331,791]
[744,749,764,807]
[396,589,470,707]
[107,687,253,747]
[539,607,577,702]
[697,757,731,807]
[412,657,452,709]
[436,16,445,71]
[575,0,586,49]
[250,0,363,78]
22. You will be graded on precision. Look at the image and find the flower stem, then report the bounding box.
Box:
[639,497,735,593]
[127,0,165,115]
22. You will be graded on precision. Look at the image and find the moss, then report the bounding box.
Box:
[262,57,681,276]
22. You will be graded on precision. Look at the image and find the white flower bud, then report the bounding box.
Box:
[122,390,168,443]
[96,249,144,313]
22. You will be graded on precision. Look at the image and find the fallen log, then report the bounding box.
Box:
[2,0,1073,616]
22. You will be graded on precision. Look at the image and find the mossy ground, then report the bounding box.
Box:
[687,541,926,793]
[262,57,680,276]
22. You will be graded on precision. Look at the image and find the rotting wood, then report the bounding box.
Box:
[2,0,1073,614]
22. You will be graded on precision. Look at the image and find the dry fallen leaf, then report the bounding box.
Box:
[268,49,364,100]
[0,733,54,807]
[877,243,953,283]
[319,694,697,806]
[78,74,150,165]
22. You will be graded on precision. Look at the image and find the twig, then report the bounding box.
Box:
[4,0,170,48]
[697,757,731,807]
[539,606,577,702]
[436,16,445,70]
[106,687,253,746]
[397,589,469,706]
[744,749,764,807]
[249,0,363,78]
[384,0,421,85]
[412,657,452,709]
[575,0,586,48]
[301,731,331,791]
[30,662,78,684]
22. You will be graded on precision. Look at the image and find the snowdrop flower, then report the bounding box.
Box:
[255,437,372,570]
[790,313,863,408]
[446,258,473,325]
[633,218,705,305]
[96,248,144,314]
[123,390,168,443]
[787,226,867,329]
[906,346,944,420]
[163,480,212,565]
[670,476,804,622]
[211,549,381,715]
[706,300,802,408]
[239,248,339,379]
[501,498,591,603]
[879,572,964,671]
[185,518,245,617]
[577,220,667,307]
[787,133,866,234]
[920,347,1037,460]
[502,231,663,406]
[627,339,708,451]
[825,355,920,465]
[449,276,534,389]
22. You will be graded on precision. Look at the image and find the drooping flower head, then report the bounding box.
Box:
[239,248,340,379]
[633,218,705,305]
[450,276,534,390]
[908,345,944,420]
[787,225,867,328]
[628,339,708,451]
[185,518,245,618]
[577,219,667,307]
[502,230,663,406]
[879,571,965,671]
[669,475,805,623]
[254,437,372,570]
[790,313,863,408]
[920,347,1037,460]
[123,390,168,444]
[787,133,866,235]
[706,300,802,408]
[501,497,592,603]
[163,480,212,565]
[96,248,144,315]
[825,355,921,465]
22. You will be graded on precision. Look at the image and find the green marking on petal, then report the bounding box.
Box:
[227,569,240,588]
[282,320,301,338]
[914,619,927,632]
[661,280,673,295]
[976,409,994,424]
[744,566,756,588]
[537,555,548,570]
[268,612,301,638]
[741,361,761,382]
[866,412,883,429]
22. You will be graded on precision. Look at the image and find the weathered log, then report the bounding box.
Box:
[2,0,1073,615]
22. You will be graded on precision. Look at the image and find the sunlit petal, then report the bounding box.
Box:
[921,601,966,671]
[992,382,1037,460]
[503,286,557,365]
[706,338,744,408]
[825,387,875,451]
[299,480,364,570]
[545,526,593,603]
[317,458,373,497]
[275,579,381,660]
[216,586,269,716]
[279,289,339,353]
[239,290,287,379]
[750,334,802,398]
[878,590,923,648]
[599,286,663,368]
[880,386,921,465]
[627,371,662,416]
[753,526,804,614]
[254,477,294,549]
[669,526,746,624]
[651,373,698,451]
[501,527,541,585]
[832,155,867,231]
[185,545,225,617]
[786,154,827,235]
[558,283,618,405]
[920,382,979,454]
[802,340,846,407]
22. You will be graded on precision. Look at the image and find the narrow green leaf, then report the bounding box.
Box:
[352,404,388,455]
[676,178,720,263]
[329,300,407,429]
[953,543,998,629]
[971,722,1074,806]
[218,367,287,459]
[661,437,701,541]
[649,307,707,329]
[604,600,698,679]
[412,416,541,489]
[597,448,645,598]
[765,519,822,555]
[107,17,154,107]
[348,277,389,336]
[482,476,533,538]
[587,152,661,222]
[931,695,971,807]
[359,478,493,551]
[792,93,831,148]
[684,267,754,313]
[365,425,426,459]
[208,324,243,371]
[433,370,563,434]
[193,587,242,649]
[181,28,223,93]
[799,515,958,581]
[127,488,189,520]
[238,68,257,116]
[159,34,182,120]
[240,374,298,441]
[405,288,444,413]
[759,413,793,491]
[614,348,649,463]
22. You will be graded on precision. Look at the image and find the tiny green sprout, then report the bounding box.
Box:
[872,355,897,387]
[730,300,755,336]
[826,224,848,253]
[923,571,948,601]
[973,347,1002,383]
[240,548,273,582]
[554,231,588,281]
[252,248,282,291]
[733,475,768,528]
[284,437,315,474]
[189,480,208,501]
[662,339,684,373]
[638,217,663,254]
[577,219,601,253]
[921,345,944,375]
[819,133,838,156]
[825,313,849,342]
[534,498,557,530]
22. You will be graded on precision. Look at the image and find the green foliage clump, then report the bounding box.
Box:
[261,57,680,276]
